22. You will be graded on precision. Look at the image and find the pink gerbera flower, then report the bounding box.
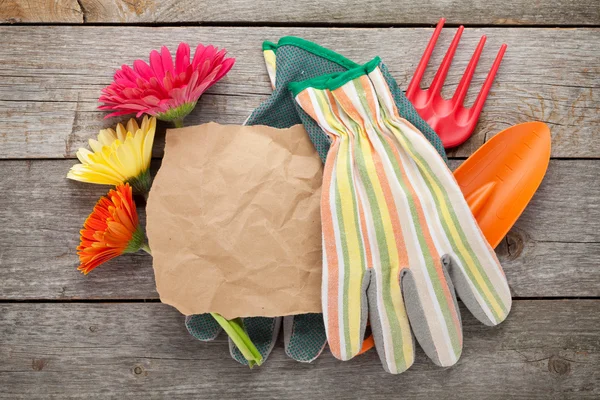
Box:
[99,43,235,127]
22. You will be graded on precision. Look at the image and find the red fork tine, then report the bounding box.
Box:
[406,18,446,98]
[429,25,464,95]
[406,21,508,148]
[452,35,486,106]
[469,43,508,121]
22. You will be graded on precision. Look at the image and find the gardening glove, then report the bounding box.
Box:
[290,59,512,374]
[186,314,325,364]
[185,315,278,364]
[186,37,449,366]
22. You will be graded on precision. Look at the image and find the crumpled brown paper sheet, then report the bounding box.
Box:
[146,122,323,318]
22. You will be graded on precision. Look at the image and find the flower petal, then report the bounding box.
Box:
[76,183,141,274]
[99,43,234,118]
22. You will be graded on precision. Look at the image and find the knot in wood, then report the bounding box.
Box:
[505,230,524,260]
[31,358,47,371]
[548,356,571,375]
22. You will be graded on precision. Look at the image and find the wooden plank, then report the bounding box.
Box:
[0,26,598,159]
[0,159,598,300]
[0,301,598,399]
[1,0,599,26]
[0,0,82,23]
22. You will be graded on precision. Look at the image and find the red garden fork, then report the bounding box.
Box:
[406,18,507,148]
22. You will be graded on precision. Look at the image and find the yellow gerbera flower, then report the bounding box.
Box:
[67,116,156,194]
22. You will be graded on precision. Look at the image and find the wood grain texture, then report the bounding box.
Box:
[0,3,597,397]
[0,159,598,300]
[0,301,598,399]
[1,0,599,25]
[0,26,598,159]
[0,0,83,23]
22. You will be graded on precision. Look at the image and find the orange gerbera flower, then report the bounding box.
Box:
[77,183,147,274]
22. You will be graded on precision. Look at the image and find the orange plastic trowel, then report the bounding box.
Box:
[358,121,551,354]
[454,121,551,248]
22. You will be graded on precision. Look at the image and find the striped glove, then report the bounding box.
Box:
[290,58,512,374]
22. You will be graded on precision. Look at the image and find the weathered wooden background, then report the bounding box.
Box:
[0,1,599,399]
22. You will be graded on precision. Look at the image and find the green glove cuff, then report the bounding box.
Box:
[249,36,448,164]
[271,36,360,69]
[288,57,382,95]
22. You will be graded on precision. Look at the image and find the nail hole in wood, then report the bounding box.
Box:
[133,365,147,377]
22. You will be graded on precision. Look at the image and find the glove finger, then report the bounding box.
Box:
[401,263,463,367]
[229,317,281,365]
[283,313,327,363]
[319,132,370,361]
[433,189,512,326]
[444,252,512,326]
[322,225,370,362]
[367,268,415,374]
[185,314,223,341]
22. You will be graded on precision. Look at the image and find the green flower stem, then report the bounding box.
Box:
[210,313,263,368]
[173,118,185,128]
[140,242,152,255]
